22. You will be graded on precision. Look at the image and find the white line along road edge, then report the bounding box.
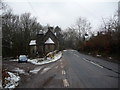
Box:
[83,58,103,68]
[90,61,103,68]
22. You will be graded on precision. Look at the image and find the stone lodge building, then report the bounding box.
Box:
[29,27,59,57]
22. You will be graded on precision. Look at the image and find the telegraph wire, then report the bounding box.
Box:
[26,0,41,23]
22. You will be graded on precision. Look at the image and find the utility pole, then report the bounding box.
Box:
[118,1,120,26]
[0,1,2,89]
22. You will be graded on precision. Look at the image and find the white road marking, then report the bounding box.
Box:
[83,58,90,62]
[83,58,103,68]
[63,79,69,87]
[74,54,79,57]
[62,70,66,75]
[55,66,58,69]
[90,61,103,68]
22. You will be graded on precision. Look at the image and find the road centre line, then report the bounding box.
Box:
[63,79,70,87]
[62,70,66,75]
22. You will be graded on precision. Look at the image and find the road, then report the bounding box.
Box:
[3,50,119,88]
[62,50,119,88]
[0,56,2,88]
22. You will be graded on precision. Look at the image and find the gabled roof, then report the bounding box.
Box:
[29,40,36,45]
[45,38,55,44]
[44,29,58,40]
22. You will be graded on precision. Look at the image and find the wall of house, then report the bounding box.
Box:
[30,46,36,58]
[36,29,59,57]
[45,44,55,54]
[37,45,44,57]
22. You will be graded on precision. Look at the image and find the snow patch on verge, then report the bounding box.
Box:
[4,72,20,89]
[63,50,75,52]
[29,66,42,74]
[12,68,25,74]
[10,59,18,61]
[96,54,101,57]
[41,67,51,74]
[28,51,62,65]
[63,50,67,52]
[12,68,29,75]
[108,57,112,59]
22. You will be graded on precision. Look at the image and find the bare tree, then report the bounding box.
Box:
[75,17,92,41]
[62,27,79,49]
[0,0,7,10]
[2,11,42,57]
[19,13,42,55]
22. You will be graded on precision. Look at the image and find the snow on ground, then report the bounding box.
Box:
[12,68,29,75]
[12,68,25,74]
[29,66,43,74]
[10,59,18,61]
[28,51,62,65]
[108,57,112,59]
[4,72,20,89]
[96,54,101,57]
[63,50,67,52]
[41,65,54,74]
[41,67,51,74]
[63,49,75,52]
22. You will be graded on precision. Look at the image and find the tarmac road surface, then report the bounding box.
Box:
[3,50,119,88]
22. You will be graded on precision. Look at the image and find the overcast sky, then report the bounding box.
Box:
[4,0,119,31]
